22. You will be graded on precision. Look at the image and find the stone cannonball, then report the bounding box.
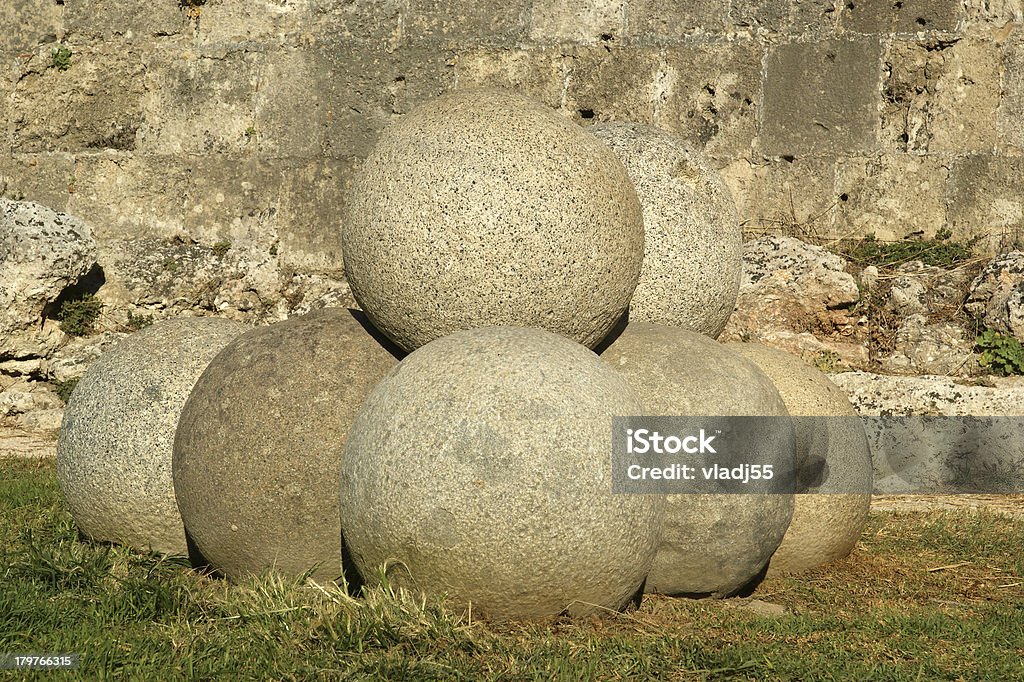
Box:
[341,88,645,352]
[173,309,402,581]
[56,317,247,556]
[728,343,872,576]
[589,122,742,338]
[339,327,659,622]
[601,322,795,598]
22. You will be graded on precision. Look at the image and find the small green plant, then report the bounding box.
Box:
[812,350,845,373]
[52,378,80,404]
[269,242,278,256]
[975,329,1024,376]
[162,258,180,273]
[835,230,980,268]
[57,295,102,336]
[126,311,153,331]
[51,45,73,72]
[211,240,231,258]
[244,125,257,140]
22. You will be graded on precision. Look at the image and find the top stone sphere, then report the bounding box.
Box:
[589,123,741,338]
[342,88,645,352]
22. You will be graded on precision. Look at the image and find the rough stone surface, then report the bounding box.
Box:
[0,199,98,362]
[761,39,882,156]
[342,89,644,352]
[833,371,1024,417]
[832,371,1024,493]
[56,317,246,556]
[600,322,794,598]
[173,309,401,581]
[882,39,1000,155]
[658,42,763,160]
[834,155,949,241]
[842,0,963,34]
[728,343,872,577]
[966,251,1024,340]
[563,46,660,124]
[589,122,741,338]
[947,155,1024,251]
[720,236,867,369]
[340,327,658,622]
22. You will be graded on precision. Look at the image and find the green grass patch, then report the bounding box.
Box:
[834,229,980,269]
[976,329,1024,376]
[56,295,103,337]
[2,460,1023,680]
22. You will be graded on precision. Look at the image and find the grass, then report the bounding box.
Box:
[56,296,103,337]
[833,230,980,269]
[2,459,1023,680]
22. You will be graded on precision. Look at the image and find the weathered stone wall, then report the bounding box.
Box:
[3,0,1024,280]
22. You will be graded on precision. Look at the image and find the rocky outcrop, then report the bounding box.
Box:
[721,236,868,368]
[0,199,98,366]
[966,251,1024,341]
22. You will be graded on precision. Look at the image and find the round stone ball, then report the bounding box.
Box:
[727,343,872,576]
[173,308,402,582]
[589,122,742,338]
[600,322,794,598]
[342,88,645,352]
[339,327,659,622]
[56,317,247,556]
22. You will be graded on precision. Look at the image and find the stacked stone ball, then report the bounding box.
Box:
[172,309,402,581]
[728,343,873,576]
[341,88,645,352]
[54,88,875,621]
[339,327,659,621]
[601,322,796,597]
[57,317,246,556]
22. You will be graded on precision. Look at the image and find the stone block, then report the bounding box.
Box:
[963,0,1023,30]
[64,0,186,41]
[255,42,456,159]
[10,45,147,153]
[405,0,530,43]
[138,51,260,156]
[947,155,1024,252]
[563,46,659,123]
[0,153,76,212]
[658,41,762,159]
[882,39,999,153]
[761,39,882,156]
[834,154,948,241]
[276,159,355,273]
[999,36,1024,151]
[623,0,729,42]
[67,152,189,241]
[196,0,315,50]
[0,0,62,54]
[842,0,963,34]
[309,0,404,43]
[454,47,568,108]
[729,0,792,33]
[529,0,625,43]
[721,157,837,240]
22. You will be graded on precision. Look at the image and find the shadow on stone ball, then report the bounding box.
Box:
[347,308,408,362]
[592,308,630,356]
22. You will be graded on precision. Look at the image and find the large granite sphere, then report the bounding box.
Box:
[589,122,741,338]
[56,317,246,556]
[173,309,401,581]
[340,327,659,622]
[342,88,645,352]
[728,343,872,576]
[601,322,794,597]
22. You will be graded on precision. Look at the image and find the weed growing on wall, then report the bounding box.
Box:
[57,295,102,337]
[975,329,1024,376]
[50,46,72,72]
[835,229,979,268]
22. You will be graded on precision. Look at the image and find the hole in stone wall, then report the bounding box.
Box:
[846,1,856,10]
[599,33,614,42]
[916,16,927,26]
[894,1,903,8]
[782,155,796,163]
[839,193,850,202]
[578,109,595,119]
